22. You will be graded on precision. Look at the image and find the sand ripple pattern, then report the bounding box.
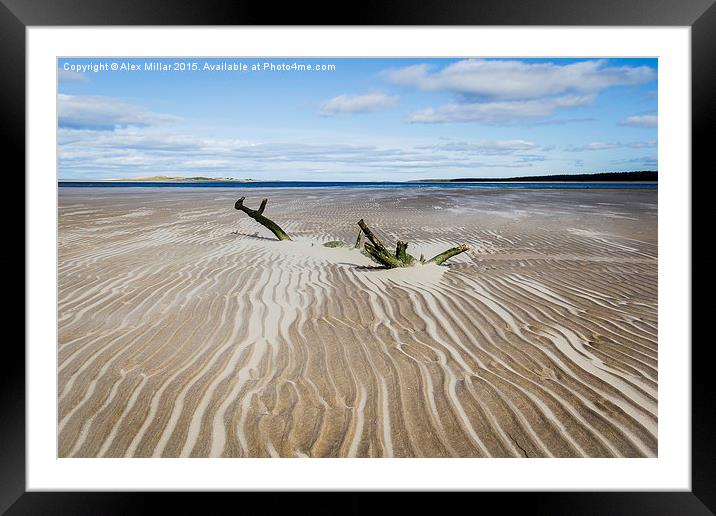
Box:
[58,188,658,457]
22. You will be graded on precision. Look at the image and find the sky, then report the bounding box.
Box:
[57,57,658,181]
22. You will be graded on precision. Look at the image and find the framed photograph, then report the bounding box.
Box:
[6,0,710,513]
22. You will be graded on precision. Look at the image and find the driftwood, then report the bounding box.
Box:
[233,198,469,265]
[426,244,470,265]
[235,197,291,241]
[358,219,469,268]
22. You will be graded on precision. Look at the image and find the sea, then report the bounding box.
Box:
[59,181,657,189]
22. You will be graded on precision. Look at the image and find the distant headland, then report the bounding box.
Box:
[60,171,657,184]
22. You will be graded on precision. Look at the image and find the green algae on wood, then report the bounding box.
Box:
[357,218,469,269]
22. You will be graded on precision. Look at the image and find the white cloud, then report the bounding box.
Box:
[612,155,658,167]
[567,142,621,151]
[420,139,538,155]
[383,59,655,100]
[383,59,655,124]
[620,114,658,127]
[567,140,657,151]
[58,127,549,179]
[320,93,399,116]
[407,95,595,124]
[626,140,658,148]
[58,94,178,130]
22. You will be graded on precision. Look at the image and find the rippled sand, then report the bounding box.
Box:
[58,187,657,457]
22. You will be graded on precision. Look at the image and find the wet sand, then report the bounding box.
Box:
[58,187,657,457]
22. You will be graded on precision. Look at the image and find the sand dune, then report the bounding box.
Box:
[58,187,657,457]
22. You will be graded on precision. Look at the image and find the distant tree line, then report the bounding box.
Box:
[442,171,657,183]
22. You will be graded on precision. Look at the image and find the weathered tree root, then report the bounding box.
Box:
[233,198,468,265]
[426,244,470,265]
[235,197,291,241]
[358,219,469,268]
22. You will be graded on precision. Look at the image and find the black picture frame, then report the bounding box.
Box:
[4,0,710,513]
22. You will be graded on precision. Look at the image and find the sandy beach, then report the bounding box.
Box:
[58,187,657,458]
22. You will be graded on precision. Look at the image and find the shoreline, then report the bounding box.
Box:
[57,180,658,190]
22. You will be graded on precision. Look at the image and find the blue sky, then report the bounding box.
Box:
[57,57,657,180]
